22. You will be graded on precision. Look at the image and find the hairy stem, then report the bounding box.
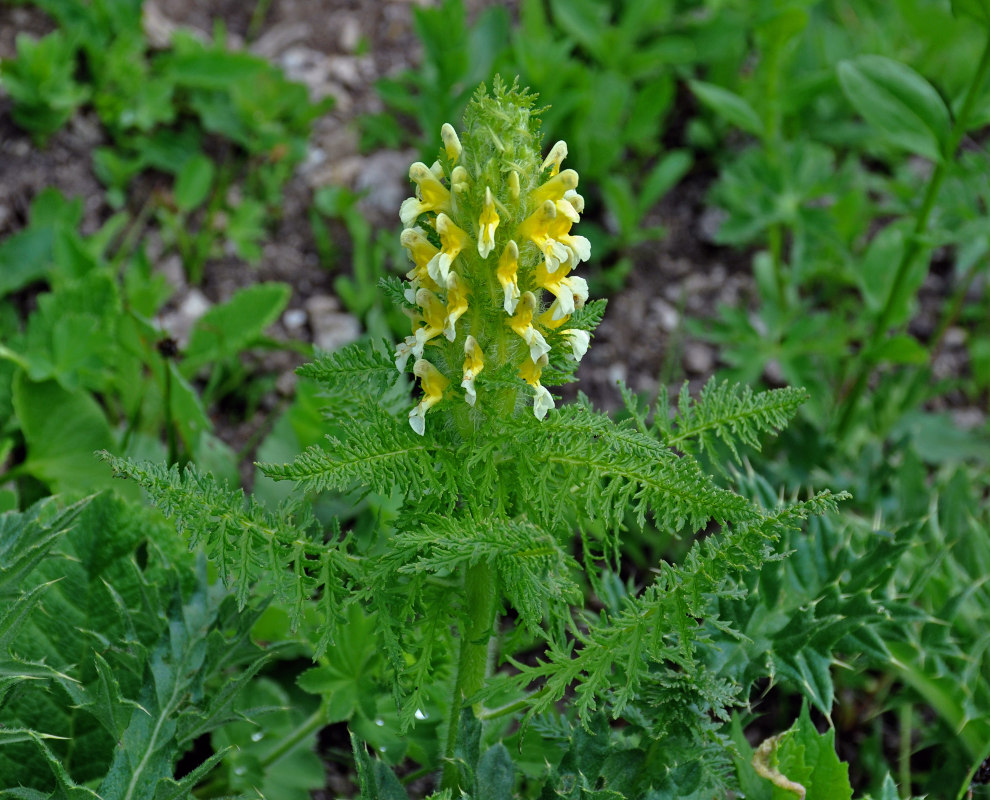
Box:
[441,560,498,791]
[834,29,990,437]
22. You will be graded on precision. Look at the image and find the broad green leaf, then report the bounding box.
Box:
[857,224,905,313]
[952,0,990,24]
[688,80,764,137]
[872,334,929,365]
[172,153,215,212]
[181,282,291,375]
[749,705,852,800]
[837,56,951,162]
[776,706,852,800]
[12,375,118,494]
[475,744,514,800]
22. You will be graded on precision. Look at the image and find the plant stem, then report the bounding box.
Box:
[440,560,498,792]
[834,29,990,437]
[898,701,912,799]
[261,702,327,769]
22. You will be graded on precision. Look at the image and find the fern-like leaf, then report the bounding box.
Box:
[380,514,582,639]
[657,379,808,463]
[101,454,359,657]
[515,399,761,536]
[511,490,846,722]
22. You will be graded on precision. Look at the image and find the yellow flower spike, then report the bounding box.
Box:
[562,329,590,361]
[427,213,471,288]
[400,227,442,294]
[497,240,521,315]
[441,122,462,162]
[507,291,551,363]
[541,140,568,176]
[400,162,452,227]
[478,186,500,259]
[394,81,597,427]
[529,168,579,208]
[461,335,484,406]
[518,353,554,420]
[444,272,470,341]
[518,200,570,274]
[409,358,449,435]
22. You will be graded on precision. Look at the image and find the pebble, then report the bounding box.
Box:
[305,294,362,352]
[682,342,715,376]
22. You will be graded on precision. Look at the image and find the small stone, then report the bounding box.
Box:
[283,308,308,331]
[305,294,362,352]
[682,342,715,376]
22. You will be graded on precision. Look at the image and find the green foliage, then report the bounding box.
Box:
[0,188,291,500]
[0,492,274,796]
[735,704,852,800]
[0,31,89,141]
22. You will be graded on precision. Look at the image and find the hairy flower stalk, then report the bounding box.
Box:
[396,79,594,436]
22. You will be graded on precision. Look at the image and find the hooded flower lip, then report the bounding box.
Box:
[461,335,484,406]
[478,186,500,259]
[400,162,452,227]
[497,240,521,315]
[427,213,470,287]
[530,169,579,208]
[410,358,449,435]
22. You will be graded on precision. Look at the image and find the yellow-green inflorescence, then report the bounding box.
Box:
[396,80,594,435]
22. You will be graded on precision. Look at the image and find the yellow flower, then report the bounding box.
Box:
[497,240,521,315]
[444,272,470,341]
[548,210,591,269]
[400,162,452,227]
[427,213,471,288]
[518,353,554,420]
[461,335,484,406]
[518,201,570,274]
[440,122,462,162]
[562,329,590,361]
[409,358,449,435]
[400,227,442,295]
[478,186,500,259]
[541,141,567,176]
[534,262,589,321]
[507,291,551,363]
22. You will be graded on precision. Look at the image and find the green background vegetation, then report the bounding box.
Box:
[1,0,989,797]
